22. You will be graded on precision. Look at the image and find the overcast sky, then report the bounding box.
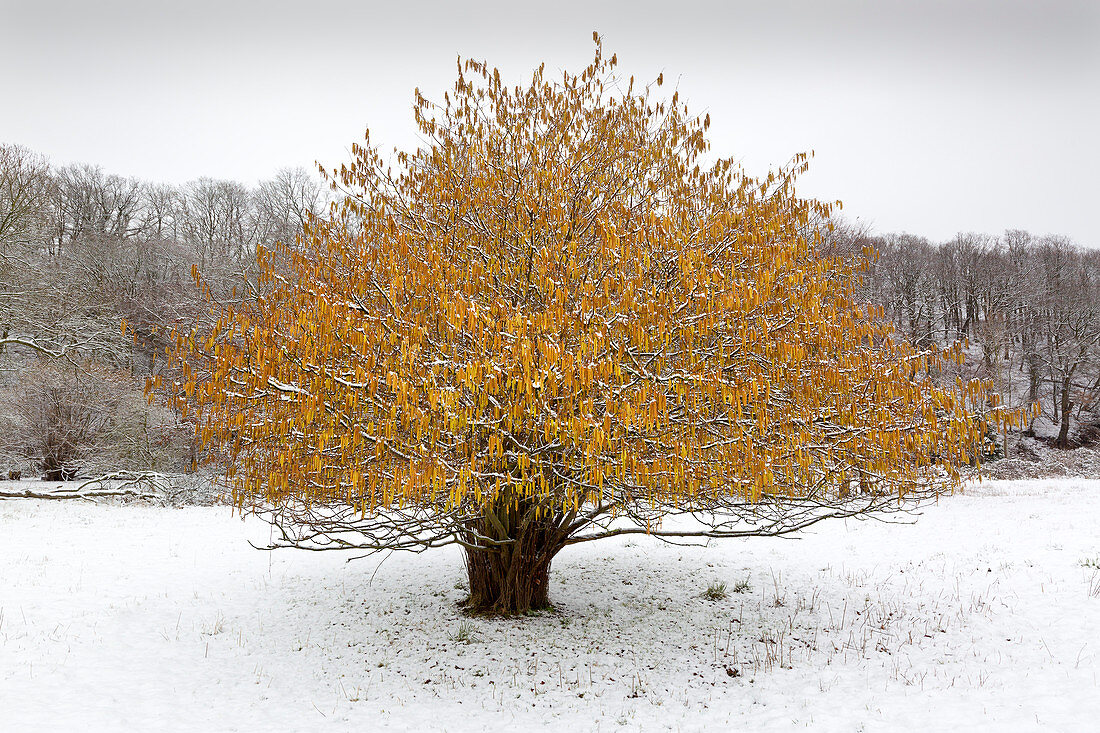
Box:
[3,0,1098,245]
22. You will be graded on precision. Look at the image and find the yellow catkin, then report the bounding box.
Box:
[153,38,1014,520]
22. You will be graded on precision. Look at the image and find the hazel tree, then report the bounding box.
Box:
[154,38,1011,614]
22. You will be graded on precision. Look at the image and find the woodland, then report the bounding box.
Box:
[3,152,1095,483]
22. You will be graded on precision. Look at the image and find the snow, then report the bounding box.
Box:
[2,479,1098,732]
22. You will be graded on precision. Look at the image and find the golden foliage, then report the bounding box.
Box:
[153,38,1013,523]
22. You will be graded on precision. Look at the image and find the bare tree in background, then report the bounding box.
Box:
[254,167,323,248]
[870,233,939,349]
[0,361,187,479]
[180,178,257,272]
[0,145,52,252]
[1,145,53,355]
[1031,238,1100,447]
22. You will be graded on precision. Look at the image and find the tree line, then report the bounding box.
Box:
[0,143,322,478]
[0,140,1094,480]
[845,228,1100,449]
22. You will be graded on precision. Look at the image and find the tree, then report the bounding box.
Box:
[253,167,324,249]
[868,233,939,348]
[1030,238,1100,447]
[0,360,176,480]
[1,144,53,355]
[180,177,258,274]
[0,144,52,255]
[154,39,1009,614]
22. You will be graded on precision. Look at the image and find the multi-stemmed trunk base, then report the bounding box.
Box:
[462,545,554,615]
[459,501,566,615]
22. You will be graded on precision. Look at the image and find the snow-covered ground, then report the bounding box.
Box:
[1,479,1098,732]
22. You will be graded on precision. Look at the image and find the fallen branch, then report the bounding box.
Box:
[0,487,157,501]
[0,471,170,502]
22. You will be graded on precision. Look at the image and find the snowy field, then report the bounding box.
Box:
[2,479,1098,732]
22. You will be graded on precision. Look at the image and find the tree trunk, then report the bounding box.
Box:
[460,499,568,615]
[463,542,555,615]
[1056,374,1074,449]
[42,433,75,481]
[1027,353,1040,404]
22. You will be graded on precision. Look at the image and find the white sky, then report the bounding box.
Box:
[2,0,1098,245]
